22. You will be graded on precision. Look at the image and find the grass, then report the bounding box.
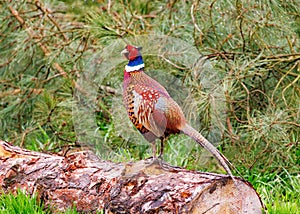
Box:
[0,189,45,214]
[244,170,300,214]
[0,190,103,214]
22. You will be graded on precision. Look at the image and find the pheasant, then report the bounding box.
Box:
[121,44,233,177]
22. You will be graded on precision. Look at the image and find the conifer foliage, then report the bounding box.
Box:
[0,1,88,150]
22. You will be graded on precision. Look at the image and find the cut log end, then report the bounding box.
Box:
[0,140,265,213]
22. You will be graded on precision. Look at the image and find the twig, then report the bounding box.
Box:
[0,88,43,99]
[191,2,203,37]
[34,1,69,42]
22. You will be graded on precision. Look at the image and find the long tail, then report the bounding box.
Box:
[180,123,234,177]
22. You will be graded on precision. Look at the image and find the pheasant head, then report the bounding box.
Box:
[121,45,144,72]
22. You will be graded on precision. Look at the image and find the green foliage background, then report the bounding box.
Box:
[0,0,299,213]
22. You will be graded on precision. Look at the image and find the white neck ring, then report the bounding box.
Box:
[125,63,145,72]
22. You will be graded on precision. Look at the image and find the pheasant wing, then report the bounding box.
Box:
[133,84,167,138]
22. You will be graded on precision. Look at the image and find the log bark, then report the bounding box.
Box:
[0,140,264,213]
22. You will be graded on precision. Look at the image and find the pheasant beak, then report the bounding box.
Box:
[121,48,129,55]
[121,48,129,59]
[121,45,143,60]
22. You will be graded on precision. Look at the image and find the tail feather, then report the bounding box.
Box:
[180,124,233,177]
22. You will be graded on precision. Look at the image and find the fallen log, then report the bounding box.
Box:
[0,140,264,213]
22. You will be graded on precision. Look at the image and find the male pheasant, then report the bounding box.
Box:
[121,44,233,176]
